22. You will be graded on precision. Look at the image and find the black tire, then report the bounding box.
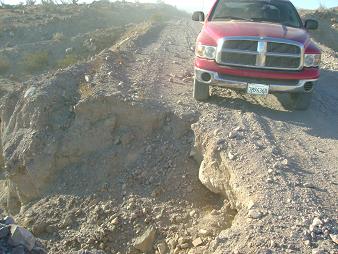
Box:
[288,92,312,110]
[193,79,209,101]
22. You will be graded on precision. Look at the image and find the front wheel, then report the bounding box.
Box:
[288,92,312,110]
[193,79,209,101]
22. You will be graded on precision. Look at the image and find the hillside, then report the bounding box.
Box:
[0,1,187,78]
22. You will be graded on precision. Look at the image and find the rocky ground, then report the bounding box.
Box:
[0,4,337,254]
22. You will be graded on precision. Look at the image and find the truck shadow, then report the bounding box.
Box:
[208,69,338,141]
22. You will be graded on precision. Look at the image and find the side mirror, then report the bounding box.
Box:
[192,11,205,22]
[304,19,318,30]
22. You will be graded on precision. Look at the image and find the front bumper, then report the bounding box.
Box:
[195,58,319,93]
[195,67,319,93]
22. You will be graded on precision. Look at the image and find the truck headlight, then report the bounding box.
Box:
[304,54,321,67]
[196,45,217,60]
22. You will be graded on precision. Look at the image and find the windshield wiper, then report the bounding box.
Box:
[213,16,254,22]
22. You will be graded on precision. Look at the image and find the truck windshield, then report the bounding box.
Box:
[210,0,303,28]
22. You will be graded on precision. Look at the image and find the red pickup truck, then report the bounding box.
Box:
[192,0,321,110]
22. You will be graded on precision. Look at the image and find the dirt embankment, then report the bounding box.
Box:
[0,5,337,254]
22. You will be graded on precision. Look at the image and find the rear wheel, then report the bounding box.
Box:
[288,92,312,110]
[193,79,209,101]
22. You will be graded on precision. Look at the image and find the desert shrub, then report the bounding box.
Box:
[150,12,169,23]
[0,57,10,74]
[41,0,55,5]
[41,0,58,12]
[57,54,78,68]
[21,51,49,73]
[79,83,93,99]
[25,0,36,5]
[93,28,125,52]
[52,32,64,41]
[318,0,327,10]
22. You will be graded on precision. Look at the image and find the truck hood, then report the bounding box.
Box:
[205,21,310,45]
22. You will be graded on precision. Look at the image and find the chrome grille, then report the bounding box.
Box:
[221,52,256,66]
[267,42,301,54]
[223,40,258,51]
[216,37,303,70]
[266,55,300,69]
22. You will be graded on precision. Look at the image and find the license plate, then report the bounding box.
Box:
[247,83,269,95]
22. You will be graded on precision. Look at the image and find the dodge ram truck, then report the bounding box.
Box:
[192,0,321,110]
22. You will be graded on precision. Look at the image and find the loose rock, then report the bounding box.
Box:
[157,242,168,254]
[65,47,73,54]
[133,226,156,252]
[199,229,212,236]
[84,75,91,82]
[180,243,190,249]
[329,234,338,244]
[248,210,263,219]
[228,131,237,139]
[228,151,236,160]
[303,182,315,188]
[32,222,48,236]
[192,237,203,247]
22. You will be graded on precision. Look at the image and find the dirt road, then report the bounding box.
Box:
[112,19,338,253]
[1,18,337,253]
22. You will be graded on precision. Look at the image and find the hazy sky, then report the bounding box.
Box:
[143,0,338,11]
[2,0,337,12]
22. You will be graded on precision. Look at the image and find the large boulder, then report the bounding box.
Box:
[10,225,36,251]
